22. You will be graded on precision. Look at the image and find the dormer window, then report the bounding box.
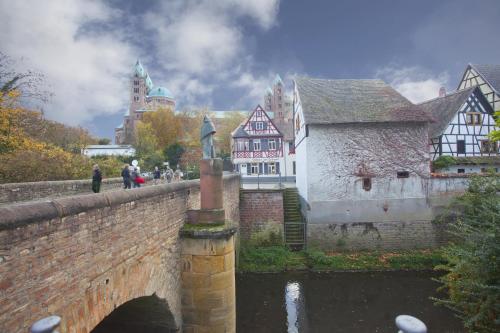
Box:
[256,122,263,130]
[466,112,481,125]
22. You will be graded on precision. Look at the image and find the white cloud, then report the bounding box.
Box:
[0,0,282,127]
[375,66,449,103]
[0,0,136,125]
[144,0,280,106]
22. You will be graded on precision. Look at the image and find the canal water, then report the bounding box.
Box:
[93,270,464,332]
[236,271,464,333]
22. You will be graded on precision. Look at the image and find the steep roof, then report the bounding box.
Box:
[295,77,431,125]
[470,64,500,95]
[231,125,249,138]
[418,87,476,138]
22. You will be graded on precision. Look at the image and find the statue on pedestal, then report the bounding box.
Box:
[201,115,216,159]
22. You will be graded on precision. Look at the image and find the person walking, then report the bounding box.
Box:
[92,164,102,193]
[121,164,131,189]
[131,167,141,188]
[166,167,173,183]
[153,166,161,185]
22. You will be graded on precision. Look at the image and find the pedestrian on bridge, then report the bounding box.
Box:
[121,164,131,189]
[153,166,161,185]
[92,164,102,193]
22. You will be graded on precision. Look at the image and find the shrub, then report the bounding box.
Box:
[432,155,456,171]
[434,175,500,332]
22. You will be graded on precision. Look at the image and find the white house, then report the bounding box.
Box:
[419,86,499,174]
[293,77,435,248]
[231,105,296,181]
[82,145,136,157]
[458,64,500,112]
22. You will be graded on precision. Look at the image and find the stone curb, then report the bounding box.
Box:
[0,174,240,231]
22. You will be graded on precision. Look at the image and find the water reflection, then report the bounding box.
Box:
[285,282,300,332]
[236,271,464,333]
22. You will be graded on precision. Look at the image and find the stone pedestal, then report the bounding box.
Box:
[200,158,224,210]
[180,158,236,333]
[180,231,236,333]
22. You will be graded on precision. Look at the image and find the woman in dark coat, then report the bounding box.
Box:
[121,164,131,189]
[92,164,102,193]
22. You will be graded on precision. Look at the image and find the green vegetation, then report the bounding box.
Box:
[432,155,457,170]
[434,175,500,333]
[238,246,445,273]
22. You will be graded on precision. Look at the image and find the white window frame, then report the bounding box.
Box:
[253,139,261,151]
[256,122,263,130]
[268,162,276,174]
[268,139,276,150]
[251,163,259,174]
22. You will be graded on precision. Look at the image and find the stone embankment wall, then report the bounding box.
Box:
[239,189,284,243]
[0,175,240,333]
[0,178,132,205]
[306,176,470,251]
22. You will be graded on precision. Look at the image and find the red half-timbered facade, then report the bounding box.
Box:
[231,105,289,176]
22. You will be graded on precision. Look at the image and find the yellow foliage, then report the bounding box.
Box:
[0,90,121,183]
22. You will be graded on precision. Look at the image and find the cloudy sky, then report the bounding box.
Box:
[1,0,499,139]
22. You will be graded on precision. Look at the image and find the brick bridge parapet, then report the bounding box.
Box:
[0,174,240,333]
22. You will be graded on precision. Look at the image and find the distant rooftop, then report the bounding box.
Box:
[469,63,500,95]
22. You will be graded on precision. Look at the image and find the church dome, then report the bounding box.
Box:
[148,86,174,99]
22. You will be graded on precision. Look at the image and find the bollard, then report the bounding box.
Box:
[395,315,427,333]
[30,316,61,333]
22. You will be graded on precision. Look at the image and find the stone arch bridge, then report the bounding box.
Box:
[0,175,240,333]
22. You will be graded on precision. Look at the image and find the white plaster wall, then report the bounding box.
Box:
[306,123,431,203]
[295,136,308,201]
[282,143,296,178]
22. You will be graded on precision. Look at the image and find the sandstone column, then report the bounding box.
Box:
[180,158,237,333]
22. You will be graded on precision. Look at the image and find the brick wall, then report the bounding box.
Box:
[307,219,449,251]
[239,189,284,243]
[0,174,240,333]
[0,178,126,205]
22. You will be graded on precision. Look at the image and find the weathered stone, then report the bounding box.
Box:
[0,174,240,333]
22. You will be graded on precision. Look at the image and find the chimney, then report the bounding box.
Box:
[439,87,446,97]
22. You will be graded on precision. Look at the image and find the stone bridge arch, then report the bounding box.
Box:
[92,295,178,333]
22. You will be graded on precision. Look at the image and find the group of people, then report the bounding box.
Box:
[91,164,183,193]
[120,164,145,189]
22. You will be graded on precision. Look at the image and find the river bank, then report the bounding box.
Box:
[238,246,446,273]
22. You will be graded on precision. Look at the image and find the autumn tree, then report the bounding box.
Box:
[213,111,246,157]
[0,51,52,102]
[141,107,181,149]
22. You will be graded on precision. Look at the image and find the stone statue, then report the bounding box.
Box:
[200,115,216,159]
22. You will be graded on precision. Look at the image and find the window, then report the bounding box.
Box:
[362,178,371,191]
[268,163,277,174]
[268,139,276,150]
[465,112,482,125]
[256,110,262,117]
[481,140,498,154]
[134,88,139,93]
[457,140,466,154]
[256,122,263,130]
[237,140,248,151]
[134,96,139,102]
[134,80,139,86]
[397,171,409,178]
[279,96,282,101]
[251,163,259,174]
[457,169,465,174]
[253,139,261,151]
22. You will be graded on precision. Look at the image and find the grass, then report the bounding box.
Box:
[237,246,446,273]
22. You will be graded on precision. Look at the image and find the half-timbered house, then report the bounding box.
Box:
[231,105,295,179]
[458,64,500,112]
[419,86,498,173]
